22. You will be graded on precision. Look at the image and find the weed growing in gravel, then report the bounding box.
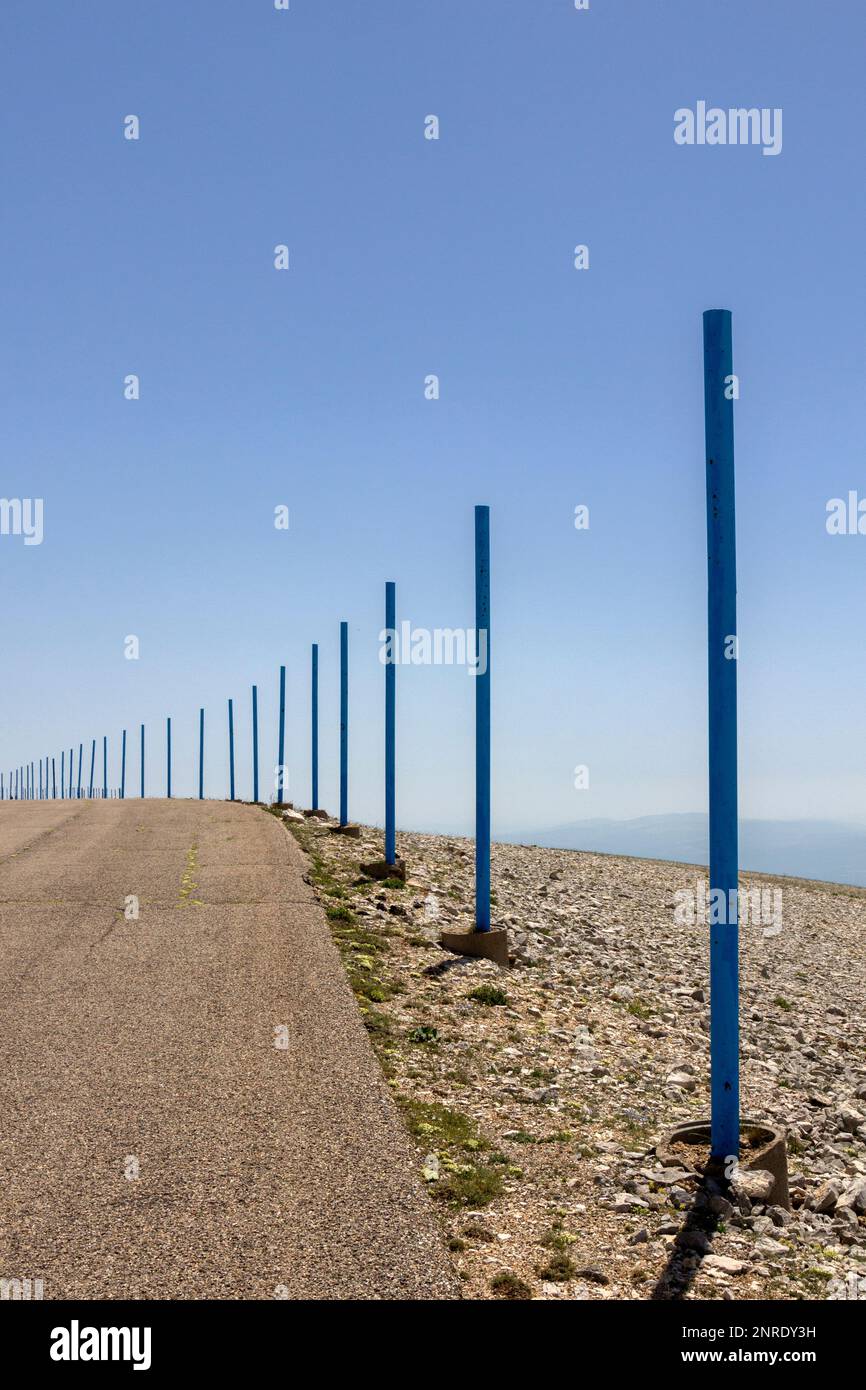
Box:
[435,1164,504,1208]
[408,1024,439,1044]
[490,1272,532,1300]
[626,996,653,1019]
[468,985,509,1006]
[540,1221,577,1252]
[325,903,353,923]
[537,1252,577,1282]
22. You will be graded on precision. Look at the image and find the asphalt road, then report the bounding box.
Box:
[0,799,458,1299]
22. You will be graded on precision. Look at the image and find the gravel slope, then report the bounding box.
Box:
[283,813,866,1302]
[0,799,458,1300]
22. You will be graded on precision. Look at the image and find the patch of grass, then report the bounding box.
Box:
[325,903,354,923]
[468,985,509,1007]
[349,973,393,1003]
[361,1009,393,1036]
[463,1221,494,1241]
[435,1164,504,1208]
[398,1098,484,1152]
[537,1252,577,1282]
[773,996,793,1011]
[378,876,406,890]
[508,1130,536,1144]
[626,997,653,1019]
[490,1272,532,1300]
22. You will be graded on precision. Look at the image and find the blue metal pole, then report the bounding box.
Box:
[52,758,56,799]
[385,582,396,864]
[228,698,235,801]
[704,308,740,1164]
[103,736,107,800]
[89,740,95,798]
[31,762,35,799]
[69,748,72,795]
[199,709,204,799]
[77,743,83,799]
[277,665,286,806]
[140,725,145,798]
[167,718,172,798]
[39,759,43,800]
[339,622,348,826]
[311,644,319,811]
[61,750,65,799]
[252,686,259,803]
[475,504,491,932]
[120,730,126,799]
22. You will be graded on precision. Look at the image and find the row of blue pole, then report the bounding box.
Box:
[0,315,739,1160]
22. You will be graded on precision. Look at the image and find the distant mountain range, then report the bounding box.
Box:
[500,814,866,890]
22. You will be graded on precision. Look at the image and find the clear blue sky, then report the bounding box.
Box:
[2,0,864,832]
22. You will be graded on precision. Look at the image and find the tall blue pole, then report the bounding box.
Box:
[120,730,126,799]
[339,622,348,827]
[52,758,56,800]
[704,308,740,1163]
[61,751,65,799]
[166,718,172,798]
[89,740,96,799]
[69,748,72,796]
[39,759,43,800]
[311,644,319,811]
[252,686,259,803]
[199,709,204,799]
[228,698,235,801]
[385,582,396,864]
[277,665,286,806]
[475,505,491,932]
[140,725,145,798]
[77,743,83,799]
[102,736,107,800]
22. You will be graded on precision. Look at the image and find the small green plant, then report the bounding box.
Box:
[408,1024,439,1045]
[435,1164,504,1208]
[773,996,793,1011]
[537,1252,577,1282]
[541,1221,577,1253]
[326,903,354,923]
[626,997,653,1019]
[362,1009,392,1036]
[490,1272,532,1300]
[468,985,509,1006]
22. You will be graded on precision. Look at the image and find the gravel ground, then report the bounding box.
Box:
[0,799,459,1300]
[283,812,866,1302]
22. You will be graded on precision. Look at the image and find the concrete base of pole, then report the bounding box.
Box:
[439,927,509,968]
[360,857,406,882]
[304,808,330,820]
[330,823,361,839]
[656,1119,789,1210]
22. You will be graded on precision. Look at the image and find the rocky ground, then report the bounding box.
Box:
[276,808,866,1302]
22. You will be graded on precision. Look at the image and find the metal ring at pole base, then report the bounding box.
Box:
[656,1119,789,1210]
